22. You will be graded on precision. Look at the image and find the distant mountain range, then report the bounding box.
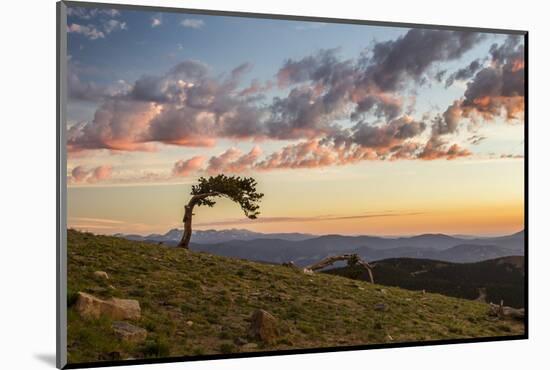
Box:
[116,228,524,265]
[116,228,315,244]
[325,256,525,308]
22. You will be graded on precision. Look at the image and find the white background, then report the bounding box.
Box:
[0,0,547,368]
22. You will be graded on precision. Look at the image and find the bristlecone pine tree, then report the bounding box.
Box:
[178,174,264,248]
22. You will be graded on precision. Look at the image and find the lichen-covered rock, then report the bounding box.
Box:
[248,309,278,344]
[93,271,109,279]
[74,292,141,320]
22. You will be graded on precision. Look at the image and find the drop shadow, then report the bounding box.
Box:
[34,353,57,367]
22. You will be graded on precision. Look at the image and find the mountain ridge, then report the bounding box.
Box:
[116,228,525,265]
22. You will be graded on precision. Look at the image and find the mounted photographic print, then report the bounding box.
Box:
[56,1,527,368]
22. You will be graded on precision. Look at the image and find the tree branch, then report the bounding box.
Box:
[302,254,375,283]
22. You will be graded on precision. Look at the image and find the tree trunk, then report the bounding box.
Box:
[178,204,194,248]
[177,192,219,249]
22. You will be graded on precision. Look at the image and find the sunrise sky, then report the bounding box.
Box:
[65,5,525,236]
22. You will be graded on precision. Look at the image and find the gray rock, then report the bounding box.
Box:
[112,321,147,342]
[248,309,279,344]
[241,343,259,350]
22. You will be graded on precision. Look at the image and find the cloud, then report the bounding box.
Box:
[68,61,131,101]
[67,7,126,40]
[206,146,263,174]
[361,29,484,92]
[151,14,162,28]
[69,165,113,184]
[91,165,113,181]
[431,100,462,136]
[195,211,423,227]
[103,19,127,34]
[67,7,120,19]
[439,35,525,130]
[67,100,160,152]
[351,116,426,149]
[418,137,470,160]
[172,156,206,177]
[67,23,104,40]
[238,79,274,96]
[468,135,487,145]
[255,139,374,170]
[70,165,89,182]
[434,70,447,83]
[272,29,484,128]
[261,115,427,169]
[294,23,327,31]
[170,146,264,178]
[181,19,204,29]
[69,58,266,152]
[445,59,482,88]
[68,28,503,168]
[500,154,524,159]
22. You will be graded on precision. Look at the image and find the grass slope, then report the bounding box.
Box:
[67,230,524,364]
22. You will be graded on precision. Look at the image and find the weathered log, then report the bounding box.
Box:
[304,254,374,283]
[282,261,298,269]
[488,301,525,321]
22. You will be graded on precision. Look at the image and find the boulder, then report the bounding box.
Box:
[74,292,141,320]
[248,309,278,344]
[374,303,389,312]
[112,321,147,343]
[234,337,247,345]
[241,342,259,350]
[93,271,109,279]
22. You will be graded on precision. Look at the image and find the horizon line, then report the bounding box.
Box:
[67,226,524,240]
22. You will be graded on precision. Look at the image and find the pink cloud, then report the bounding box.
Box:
[418,138,471,160]
[206,146,263,174]
[69,165,113,184]
[67,100,159,153]
[90,165,113,182]
[71,166,89,182]
[172,156,206,177]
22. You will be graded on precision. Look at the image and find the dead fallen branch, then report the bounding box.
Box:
[488,300,525,321]
[302,254,374,284]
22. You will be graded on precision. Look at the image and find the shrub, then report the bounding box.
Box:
[67,290,79,307]
[220,343,237,354]
[141,337,170,358]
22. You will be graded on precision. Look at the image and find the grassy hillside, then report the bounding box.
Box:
[325,257,524,308]
[67,230,524,364]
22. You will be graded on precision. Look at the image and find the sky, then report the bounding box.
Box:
[65,5,525,237]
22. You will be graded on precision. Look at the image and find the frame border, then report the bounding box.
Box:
[56,1,529,369]
[57,1,68,368]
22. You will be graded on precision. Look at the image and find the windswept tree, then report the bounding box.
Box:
[178,174,264,248]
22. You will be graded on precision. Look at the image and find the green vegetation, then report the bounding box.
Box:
[325,257,524,308]
[67,230,524,364]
